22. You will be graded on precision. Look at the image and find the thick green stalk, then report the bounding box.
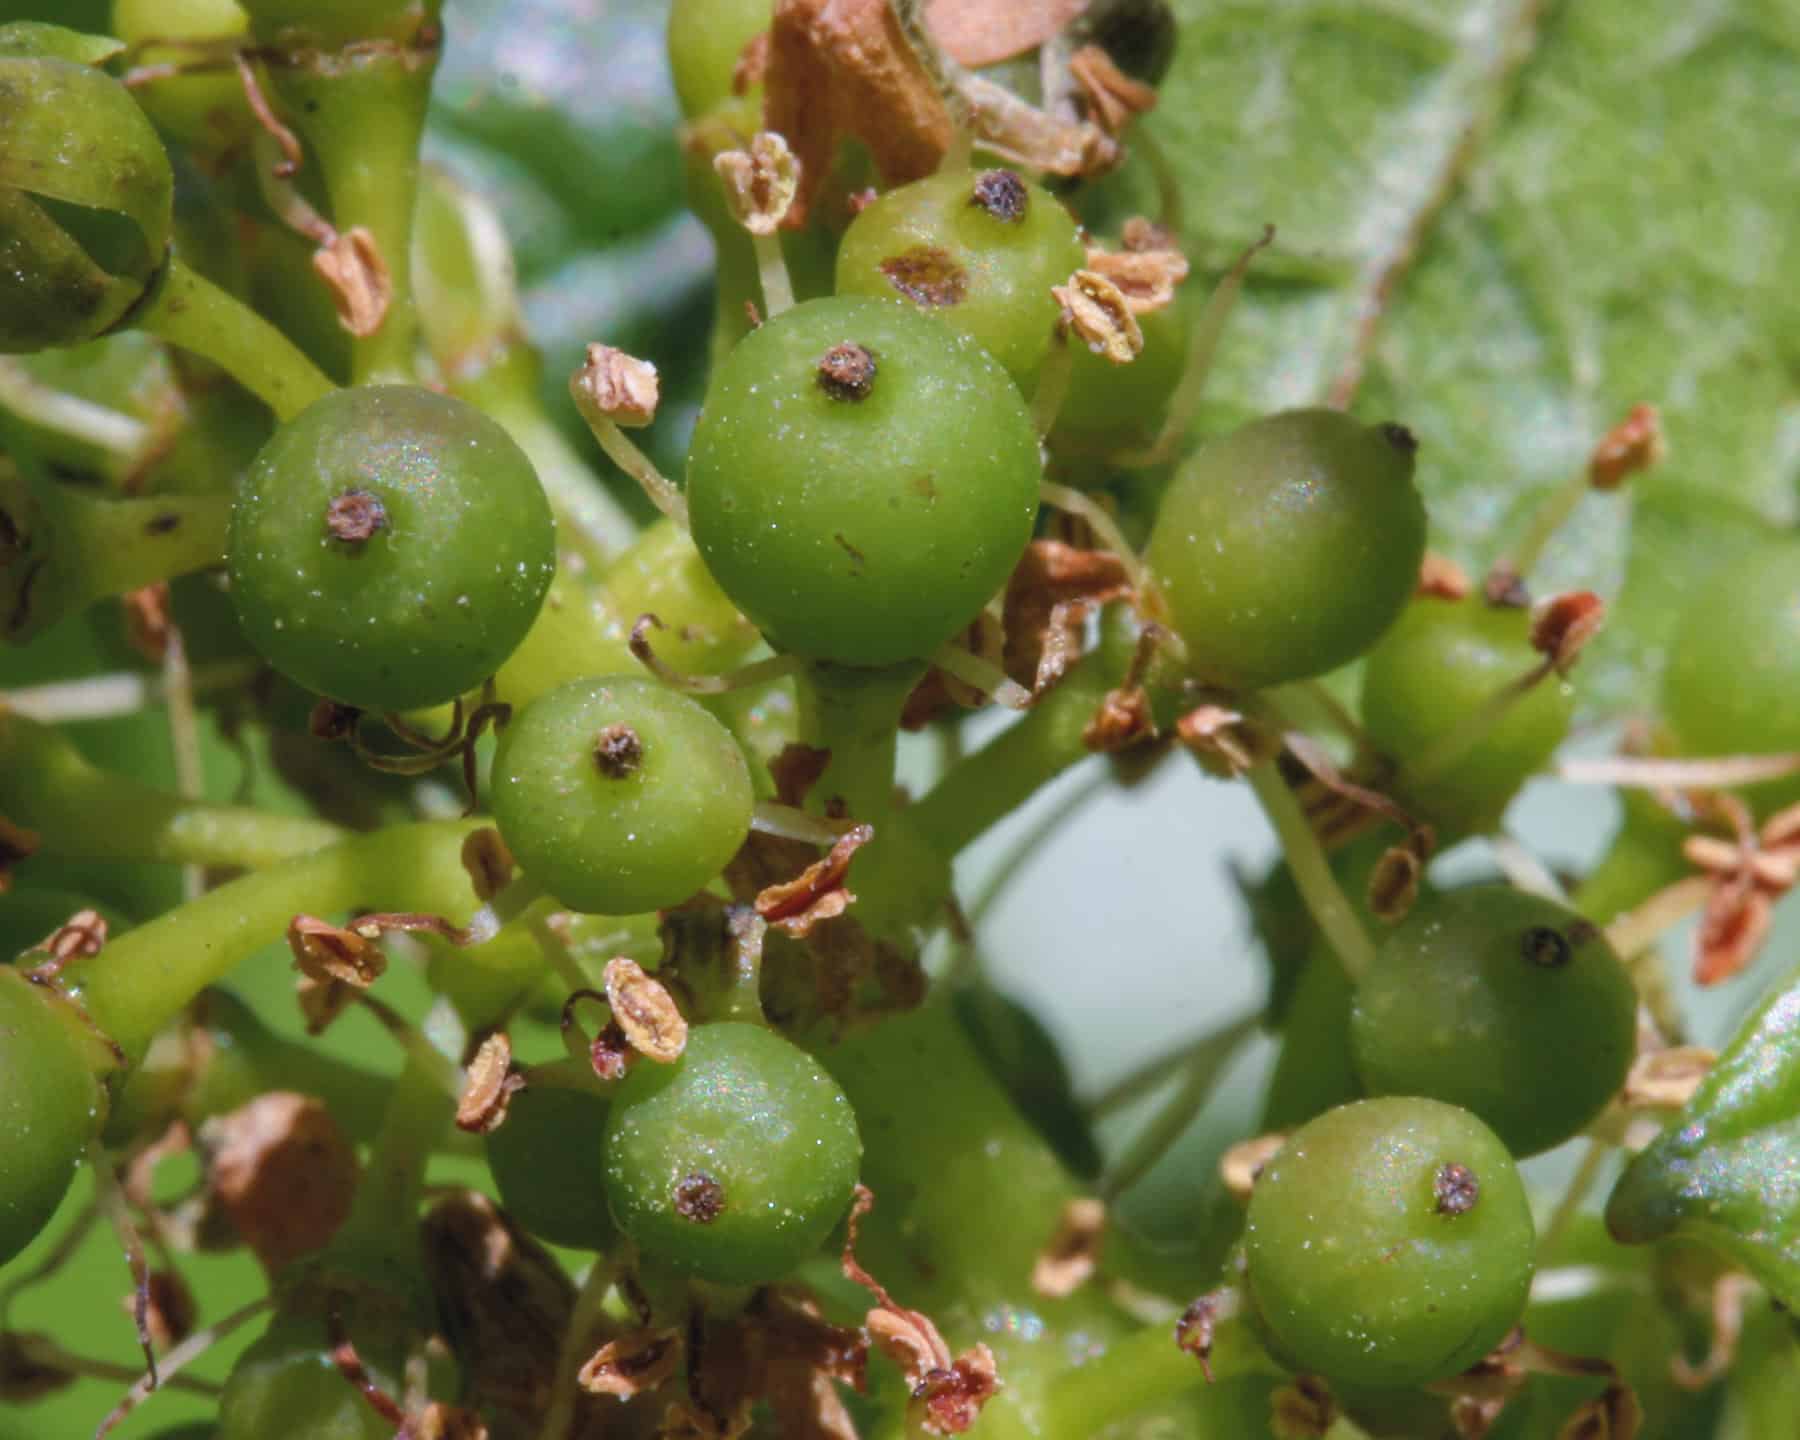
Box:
[1244,759,1376,983]
[132,256,336,421]
[0,711,342,869]
[1042,1313,1278,1439]
[65,819,479,1063]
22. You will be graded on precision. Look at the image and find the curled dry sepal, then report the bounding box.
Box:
[1052,269,1144,363]
[604,956,689,1063]
[841,1186,999,1435]
[573,343,661,429]
[1680,798,1800,985]
[754,824,874,937]
[455,1032,523,1135]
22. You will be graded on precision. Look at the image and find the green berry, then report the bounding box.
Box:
[0,41,174,353]
[686,296,1041,667]
[0,966,109,1265]
[1351,886,1637,1157]
[490,676,754,916]
[1360,594,1574,839]
[834,167,1087,386]
[216,1314,398,1440]
[228,385,556,712]
[1243,1096,1534,1388]
[603,1022,862,1285]
[1144,409,1426,691]
[486,1083,617,1251]
[667,0,770,119]
[1661,536,1800,817]
[1051,292,1187,453]
[111,0,253,149]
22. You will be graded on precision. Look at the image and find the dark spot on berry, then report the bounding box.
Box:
[673,1171,725,1224]
[146,512,181,536]
[1435,1162,1480,1215]
[1565,919,1601,948]
[880,246,969,308]
[833,532,867,573]
[1378,422,1419,456]
[325,489,386,545]
[1522,925,1571,968]
[592,723,643,779]
[971,168,1029,222]
[817,342,878,401]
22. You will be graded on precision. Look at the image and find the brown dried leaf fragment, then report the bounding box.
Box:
[1002,539,1133,693]
[1031,1196,1106,1298]
[923,0,1084,66]
[287,914,385,988]
[755,824,873,937]
[461,827,515,902]
[915,1345,999,1436]
[1418,552,1473,599]
[1084,684,1154,753]
[457,1032,523,1134]
[714,130,802,235]
[578,1327,684,1398]
[1271,1374,1338,1438]
[1082,242,1189,315]
[604,957,689,1063]
[1053,269,1143,363]
[1529,591,1605,675]
[295,972,353,1035]
[202,1092,357,1271]
[312,226,392,338]
[1068,43,1157,134]
[573,343,661,428]
[1588,404,1663,491]
[0,815,40,894]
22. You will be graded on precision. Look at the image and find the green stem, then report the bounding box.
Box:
[337,1051,454,1255]
[269,43,437,384]
[1243,760,1375,984]
[910,644,1121,858]
[0,710,343,868]
[1042,1313,1275,1440]
[133,256,336,421]
[65,819,479,1063]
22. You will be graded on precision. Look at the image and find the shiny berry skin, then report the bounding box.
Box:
[602,1022,862,1285]
[486,1083,617,1251]
[1243,1096,1534,1388]
[227,385,556,712]
[685,296,1041,668]
[1144,408,1426,691]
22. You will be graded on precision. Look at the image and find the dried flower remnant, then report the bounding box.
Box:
[1367,843,1424,923]
[1082,241,1188,314]
[400,1403,490,1440]
[714,131,802,235]
[1068,44,1157,134]
[1417,552,1473,599]
[817,342,879,401]
[122,581,173,661]
[1434,1163,1480,1216]
[755,824,874,937]
[674,1170,728,1225]
[1558,1383,1643,1440]
[969,168,1028,222]
[604,957,688,1063]
[1176,704,1274,779]
[1174,1289,1235,1381]
[922,0,1085,66]
[1083,684,1154,753]
[1031,1196,1105,1297]
[1053,270,1143,363]
[1002,539,1133,694]
[1588,404,1664,491]
[578,1327,683,1398]
[311,226,392,338]
[201,1092,358,1271]
[456,1032,522,1135]
[21,908,108,980]
[1671,798,1800,984]
[1220,1133,1287,1203]
[286,914,386,988]
[573,344,661,429]
[325,488,386,545]
[1529,591,1605,675]
[1622,1045,1715,1111]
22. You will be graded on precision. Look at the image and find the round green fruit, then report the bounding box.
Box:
[486,1083,616,1251]
[1144,408,1426,691]
[228,385,555,712]
[216,1313,398,1440]
[835,167,1086,386]
[1351,886,1637,1157]
[1360,594,1574,839]
[490,676,754,916]
[603,1022,862,1285]
[686,296,1041,668]
[1243,1096,1534,1388]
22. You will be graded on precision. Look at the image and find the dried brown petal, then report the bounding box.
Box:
[923,0,1084,66]
[121,582,172,662]
[456,1032,522,1134]
[1588,405,1663,491]
[1002,539,1133,692]
[1052,269,1143,364]
[1082,244,1189,315]
[1083,685,1154,753]
[460,827,515,901]
[1068,43,1157,134]
[765,1359,861,1440]
[120,1269,196,1351]
[1418,552,1473,599]
[203,1092,358,1271]
[1176,704,1275,779]
[915,1344,998,1436]
[604,957,688,1063]
[312,226,392,338]
[578,1327,683,1398]
[573,343,660,428]
[1529,591,1605,675]
[1031,1197,1105,1298]
[1623,1046,1715,1110]
[1121,216,1175,252]
[1693,884,1769,986]
[287,914,385,988]
[25,908,108,974]
[1270,1374,1337,1439]
[590,1019,633,1081]
[1174,1290,1233,1381]
[0,815,40,894]
[755,824,873,938]
[866,1306,951,1380]
[1220,1133,1287,1203]
[0,1332,77,1402]
[295,972,353,1035]
[714,131,801,236]
[1368,843,1423,923]
[1558,1383,1642,1440]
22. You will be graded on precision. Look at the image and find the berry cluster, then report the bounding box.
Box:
[0,4,1794,1440]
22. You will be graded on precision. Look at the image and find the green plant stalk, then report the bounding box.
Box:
[132,255,337,421]
[65,819,479,1064]
[270,44,436,385]
[1244,759,1376,984]
[0,711,342,868]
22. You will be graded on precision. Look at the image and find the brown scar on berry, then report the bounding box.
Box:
[880,245,969,308]
[592,722,644,778]
[1434,1162,1480,1215]
[1270,1374,1337,1438]
[970,168,1028,221]
[818,341,879,399]
[460,827,515,901]
[674,1170,727,1224]
[325,488,386,544]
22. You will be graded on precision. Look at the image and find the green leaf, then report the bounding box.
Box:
[1605,963,1800,1306]
[1154,0,1800,718]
